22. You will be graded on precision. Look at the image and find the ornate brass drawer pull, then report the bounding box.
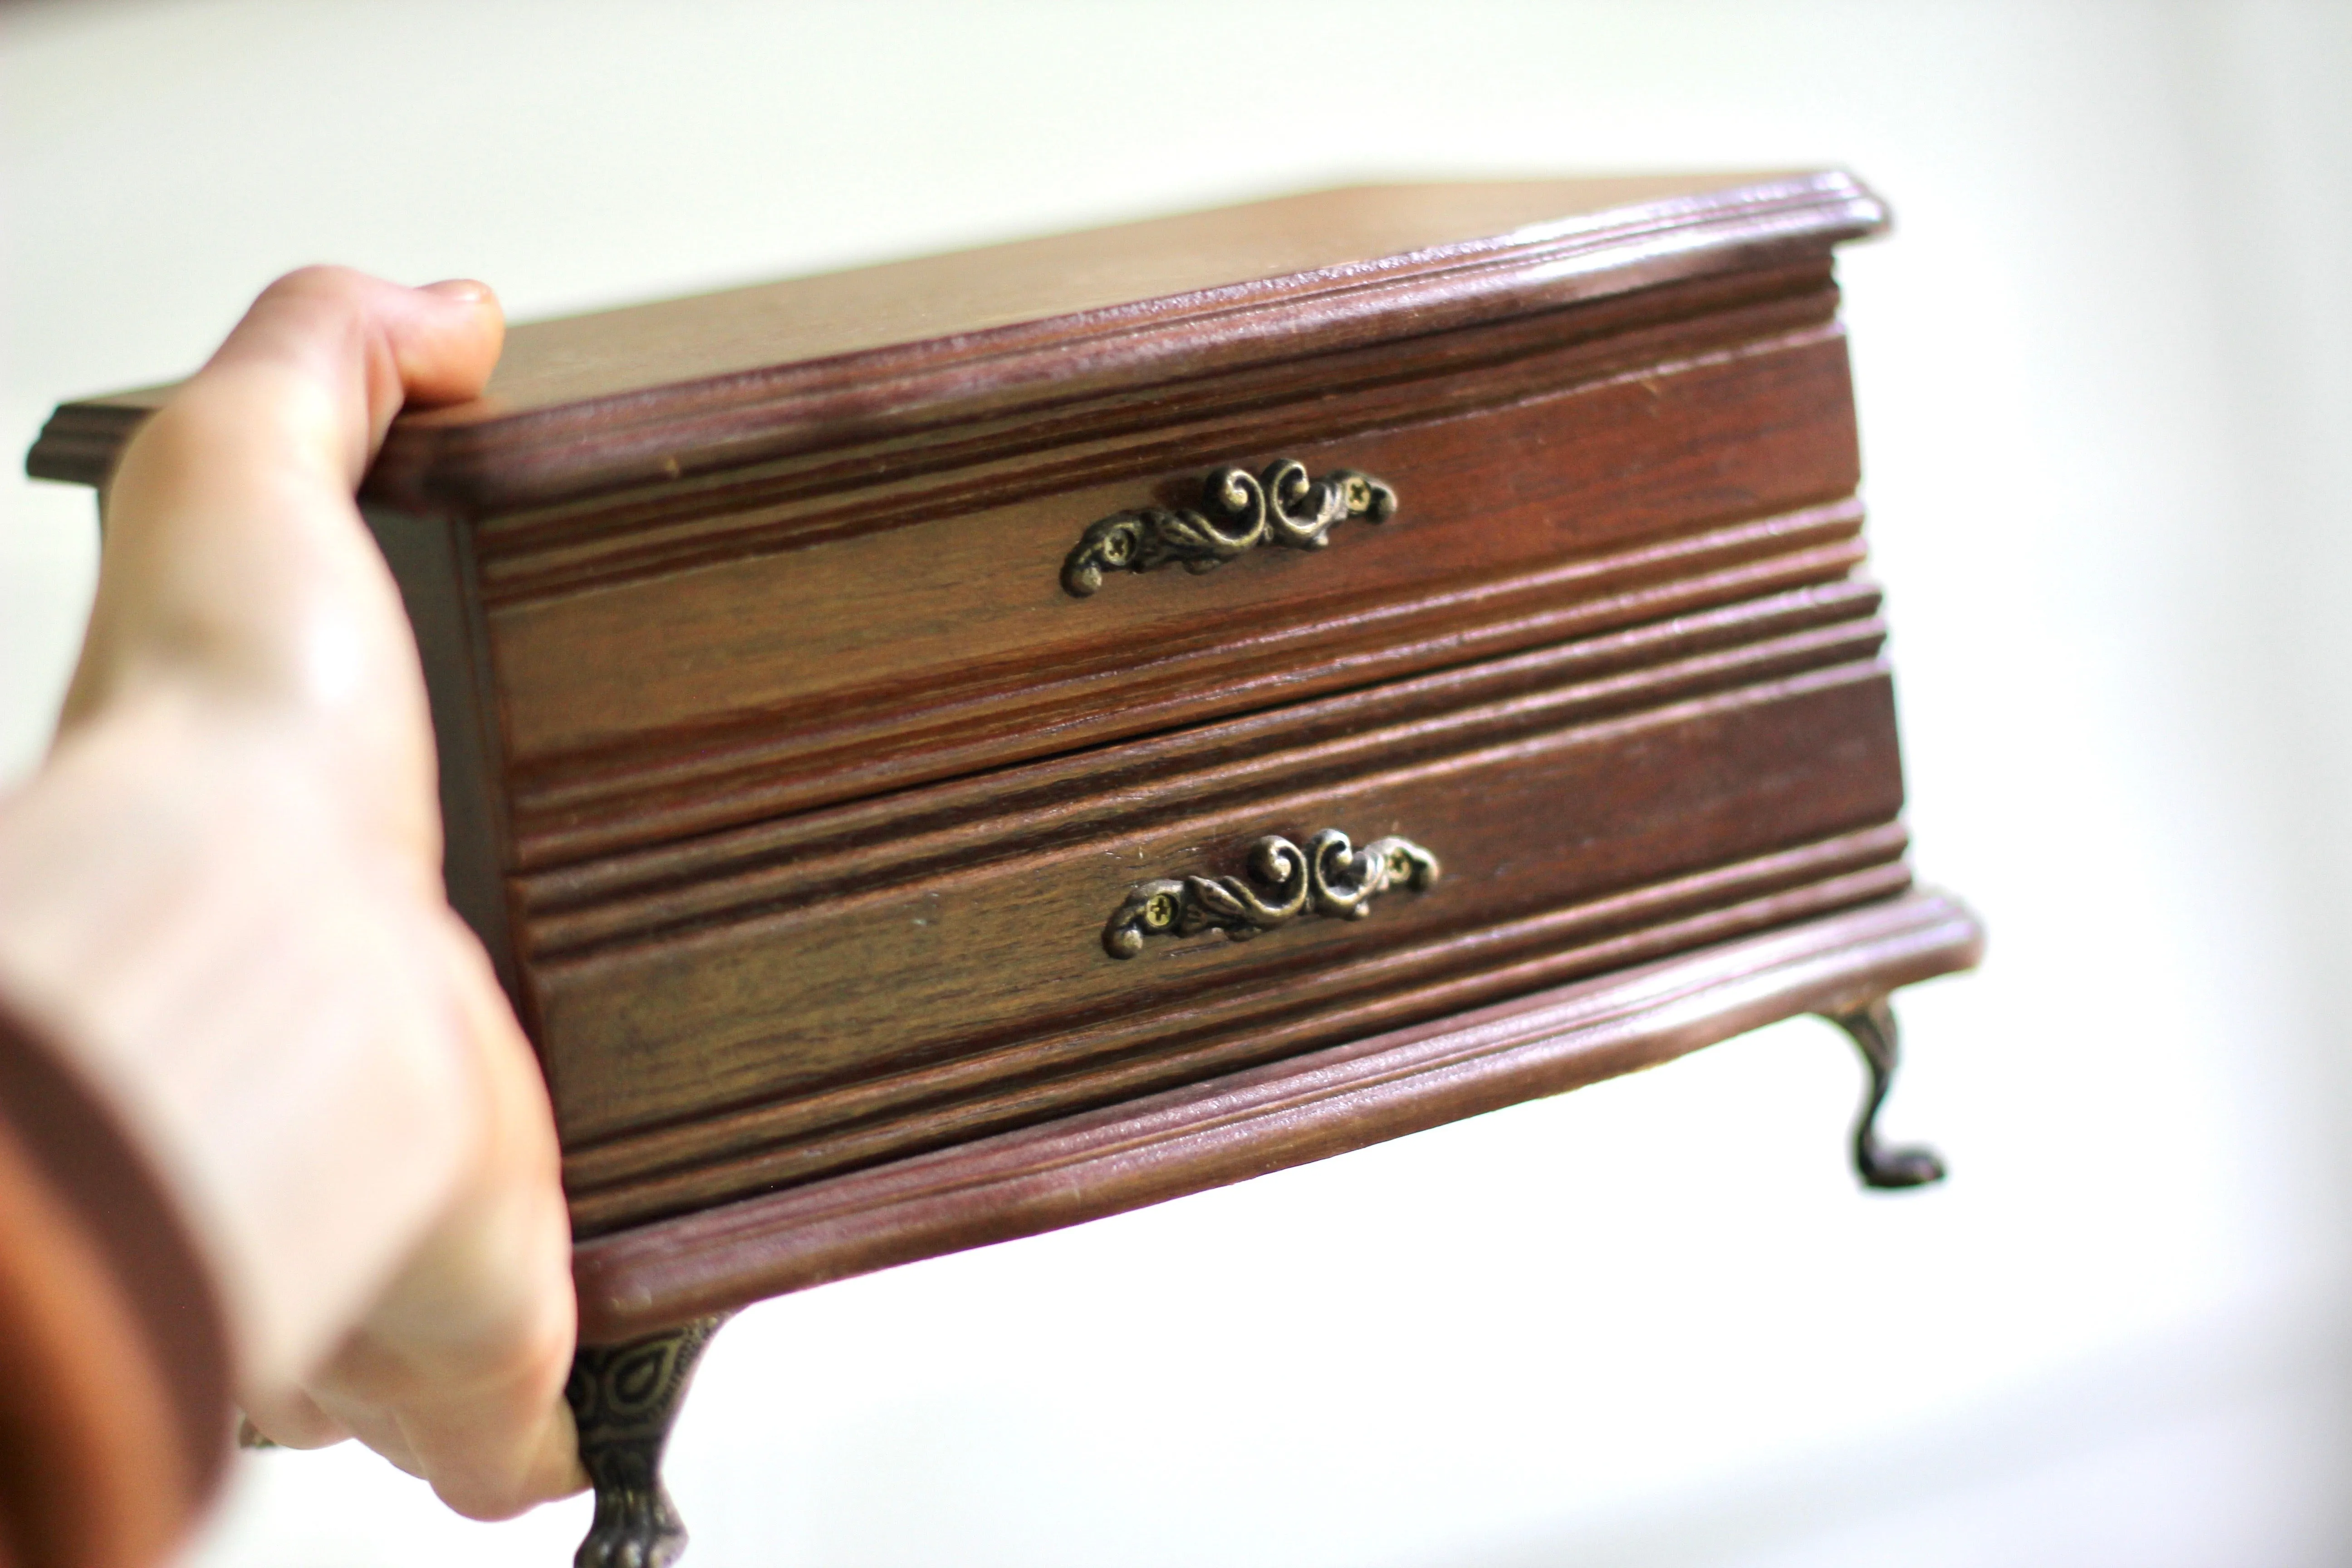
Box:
[1103,828,1439,959]
[1062,460,1398,597]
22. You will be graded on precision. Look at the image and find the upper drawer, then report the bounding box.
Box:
[30,175,1892,875]
[488,276,1863,867]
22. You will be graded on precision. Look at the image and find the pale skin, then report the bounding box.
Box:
[0,270,586,1519]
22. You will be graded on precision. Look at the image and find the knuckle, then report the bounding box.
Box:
[260,263,370,304]
[510,1297,581,1398]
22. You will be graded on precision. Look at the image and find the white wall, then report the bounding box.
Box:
[5,2,2349,1563]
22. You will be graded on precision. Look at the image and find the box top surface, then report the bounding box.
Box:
[30,171,1885,514]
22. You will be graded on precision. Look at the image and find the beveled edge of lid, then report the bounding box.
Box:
[28,171,1886,516]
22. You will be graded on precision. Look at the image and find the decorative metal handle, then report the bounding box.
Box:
[1103,828,1439,959]
[1062,460,1397,597]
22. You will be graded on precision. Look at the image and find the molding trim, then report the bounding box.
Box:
[571,887,1980,1338]
[27,173,1883,517]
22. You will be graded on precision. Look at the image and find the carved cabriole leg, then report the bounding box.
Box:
[1821,996,1946,1190]
[568,1314,730,1568]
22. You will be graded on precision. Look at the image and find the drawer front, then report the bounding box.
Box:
[537,600,1909,1233]
[489,297,1861,868]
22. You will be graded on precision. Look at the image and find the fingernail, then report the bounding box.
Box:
[421,279,495,305]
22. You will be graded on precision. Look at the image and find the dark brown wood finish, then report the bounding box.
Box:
[28,174,1882,508]
[29,169,1975,1349]
[34,172,1980,1568]
[571,888,1979,1342]
[561,832,1918,1234]
[518,573,1887,942]
[539,634,1906,1224]
[466,257,1844,602]
[490,300,1863,863]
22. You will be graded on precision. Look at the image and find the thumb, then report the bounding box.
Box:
[65,270,502,737]
[143,263,505,496]
[188,267,504,487]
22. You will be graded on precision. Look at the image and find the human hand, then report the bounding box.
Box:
[0,269,584,1518]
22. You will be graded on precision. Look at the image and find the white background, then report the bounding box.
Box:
[4,2,2350,1564]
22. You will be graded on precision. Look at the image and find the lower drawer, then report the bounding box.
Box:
[534,585,1911,1234]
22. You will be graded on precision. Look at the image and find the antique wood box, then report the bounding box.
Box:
[32,171,1981,1566]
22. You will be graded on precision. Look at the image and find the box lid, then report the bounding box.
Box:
[27,171,1885,517]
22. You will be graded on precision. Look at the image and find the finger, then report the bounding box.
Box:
[399,921,586,1517]
[313,1172,583,1516]
[191,267,503,485]
[237,1387,353,1451]
[315,1328,581,1517]
[301,917,585,1518]
[412,1382,583,1521]
[292,1387,431,1480]
[67,270,501,821]
[100,268,501,554]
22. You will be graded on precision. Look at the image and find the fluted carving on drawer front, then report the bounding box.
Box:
[1062,461,1397,596]
[1102,829,1440,958]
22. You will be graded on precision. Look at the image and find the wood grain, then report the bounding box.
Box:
[516,577,1890,946]
[459,259,1843,599]
[534,656,1904,1171]
[562,830,1915,1234]
[571,888,1980,1341]
[27,174,1884,516]
[492,315,1864,865]
[487,320,1858,762]
[507,494,1869,871]
[24,175,1977,1341]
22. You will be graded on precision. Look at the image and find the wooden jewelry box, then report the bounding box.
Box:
[31,171,1981,1567]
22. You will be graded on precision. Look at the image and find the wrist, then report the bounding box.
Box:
[0,685,481,1396]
